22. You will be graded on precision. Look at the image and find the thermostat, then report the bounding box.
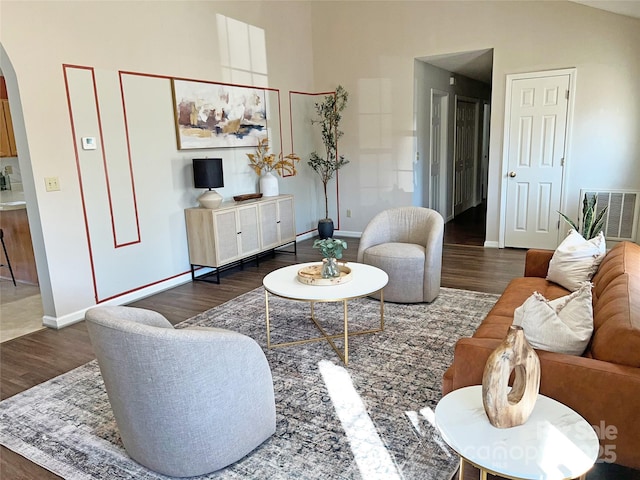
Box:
[82,137,97,150]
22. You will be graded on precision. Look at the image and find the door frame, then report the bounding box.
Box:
[498,68,577,248]
[429,88,449,219]
[480,101,490,203]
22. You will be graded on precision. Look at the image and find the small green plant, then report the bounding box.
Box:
[312,238,347,259]
[558,193,608,240]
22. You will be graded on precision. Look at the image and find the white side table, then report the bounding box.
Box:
[435,385,599,480]
[262,262,388,365]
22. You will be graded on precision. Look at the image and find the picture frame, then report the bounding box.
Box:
[171,79,268,150]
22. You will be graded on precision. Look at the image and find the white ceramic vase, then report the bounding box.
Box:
[259,171,279,197]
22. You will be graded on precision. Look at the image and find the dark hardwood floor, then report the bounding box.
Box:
[0,232,635,479]
[444,202,487,246]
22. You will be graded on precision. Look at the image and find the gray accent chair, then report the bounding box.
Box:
[85,306,276,477]
[357,207,444,303]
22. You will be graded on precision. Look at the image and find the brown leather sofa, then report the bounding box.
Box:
[442,241,640,470]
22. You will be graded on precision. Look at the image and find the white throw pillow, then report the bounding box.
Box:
[513,283,593,356]
[546,229,606,291]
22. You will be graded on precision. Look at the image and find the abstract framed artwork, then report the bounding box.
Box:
[171,79,268,149]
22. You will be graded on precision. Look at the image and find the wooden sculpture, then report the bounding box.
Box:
[482,325,540,428]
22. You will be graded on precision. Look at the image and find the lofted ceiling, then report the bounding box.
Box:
[418,49,494,85]
[569,1,640,19]
[419,1,639,87]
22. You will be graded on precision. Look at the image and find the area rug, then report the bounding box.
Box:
[0,287,499,480]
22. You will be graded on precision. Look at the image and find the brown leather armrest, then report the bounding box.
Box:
[524,249,554,277]
[448,338,501,391]
[445,337,640,470]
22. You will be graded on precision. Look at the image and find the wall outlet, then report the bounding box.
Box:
[346,209,352,218]
[4,165,13,174]
[45,177,60,192]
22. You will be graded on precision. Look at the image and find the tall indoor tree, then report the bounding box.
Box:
[308,85,349,238]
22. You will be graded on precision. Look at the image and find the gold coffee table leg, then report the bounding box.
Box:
[264,288,386,365]
[265,290,271,348]
[343,299,348,365]
[380,289,385,330]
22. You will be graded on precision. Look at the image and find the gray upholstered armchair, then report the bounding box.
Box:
[357,207,444,303]
[85,306,276,477]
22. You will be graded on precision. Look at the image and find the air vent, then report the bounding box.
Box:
[581,189,639,241]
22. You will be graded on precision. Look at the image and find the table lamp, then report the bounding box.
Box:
[193,158,224,209]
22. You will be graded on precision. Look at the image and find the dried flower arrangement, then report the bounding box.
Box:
[247,137,300,176]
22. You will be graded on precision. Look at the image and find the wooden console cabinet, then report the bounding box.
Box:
[185,195,296,282]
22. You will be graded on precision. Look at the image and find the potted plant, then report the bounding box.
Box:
[558,193,608,240]
[308,85,349,238]
[313,237,347,278]
[247,137,300,196]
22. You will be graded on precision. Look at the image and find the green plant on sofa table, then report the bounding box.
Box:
[558,193,608,240]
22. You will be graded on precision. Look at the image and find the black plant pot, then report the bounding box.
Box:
[317,218,334,239]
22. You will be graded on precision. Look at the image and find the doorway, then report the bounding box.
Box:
[453,96,480,217]
[0,62,46,342]
[417,49,493,247]
[429,89,448,218]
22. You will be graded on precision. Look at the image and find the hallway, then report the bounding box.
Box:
[443,203,487,246]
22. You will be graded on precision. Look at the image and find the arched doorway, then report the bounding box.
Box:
[0,44,51,340]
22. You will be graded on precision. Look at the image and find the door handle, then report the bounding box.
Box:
[509,171,517,178]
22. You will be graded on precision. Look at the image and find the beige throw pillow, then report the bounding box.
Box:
[513,283,593,356]
[546,229,606,291]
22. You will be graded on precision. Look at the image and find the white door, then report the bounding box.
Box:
[504,73,571,249]
[430,90,448,217]
[454,98,478,216]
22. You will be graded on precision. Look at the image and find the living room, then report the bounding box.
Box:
[1,1,639,478]
[1,0,639,327]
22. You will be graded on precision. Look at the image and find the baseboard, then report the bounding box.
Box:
[42,234,367,330]
[298,230,362,240]
[484,240,500,248]
[296,231,316,241]
[43,271,194,329]
[335,230,361,238]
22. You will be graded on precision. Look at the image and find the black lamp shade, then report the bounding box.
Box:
[193,158,224,189]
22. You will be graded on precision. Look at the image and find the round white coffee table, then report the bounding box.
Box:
[435,385,599,480]
[262,262,388,365]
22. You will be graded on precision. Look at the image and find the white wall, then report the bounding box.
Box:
[0,1,317,325]
[308,1,640,243]
[0,0,638,326]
